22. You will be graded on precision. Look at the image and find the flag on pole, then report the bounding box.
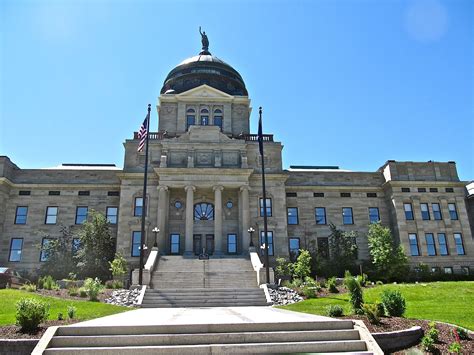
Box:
[257,108,264,155]
[137,113,149,152]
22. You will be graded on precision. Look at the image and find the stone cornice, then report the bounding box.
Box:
[382,180,468,188]
[284,185,384,191]
[0,177,119,189]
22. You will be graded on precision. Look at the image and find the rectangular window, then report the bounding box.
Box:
[131,231,142,257]
[134,197,144,217]
[48,190,60,196]
[259,231,274,256]
[367,192,377,198]
[368,207,380,223]
[313,192,325,197]
[45,206,58,224]
[286,192,297,197]
[287,207,299,225]
[340,192,351,198]
[404,203,414,220]
[401,187,411,192]
[9,238,23,262]
[186,115,195,129]
[108,191,120,196]
[409,233,420,256]
[170,234,180,255]
[432,203,442,220]
[425,233,436,256]
[78,190,90,196]
[14,206,28,224]
[72,238,81,255]
[342,207,353,225]
[315,207,326,225]
[40,238,53,262]
[454,233,465,255]
[444,267,453,274]
[448,203,458,220]
[317,237,329,258]
[227,234,237,254]
[289,237,300,261]
[106,207,118,224]
[259,198,272,217]
[461,267,470,275]
[420,203,430,220]
[429,188,438,193]
[445,187,454,193]
[437,233,448,256]
[19,190,30,196]
[214,116,223,130]
[431,267,440,273]
[75,206,88,224]
[418,187,426,193]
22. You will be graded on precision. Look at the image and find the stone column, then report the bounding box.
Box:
[184,185,195,254]
[240,185,250,251]
[213,185,224,254]
[157,185,169,252]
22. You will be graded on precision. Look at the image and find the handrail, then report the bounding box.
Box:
[132,131,274,142]
[249,248,265,285]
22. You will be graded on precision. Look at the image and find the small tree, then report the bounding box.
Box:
[275,257,294,280]
[293,249,312,280]
[38,226,77,279]
[109,253,128,287]
[326,224,358,277]
[75,210,115,280]
[367,222,409,281]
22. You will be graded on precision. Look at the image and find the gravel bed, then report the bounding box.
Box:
[104,288,141,307]
[268,286,303,305]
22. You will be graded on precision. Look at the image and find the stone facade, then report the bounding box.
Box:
[1,46,473,278]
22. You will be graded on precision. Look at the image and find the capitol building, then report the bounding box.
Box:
[1,35,473,278]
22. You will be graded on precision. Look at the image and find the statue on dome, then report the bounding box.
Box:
[199,26,209,52]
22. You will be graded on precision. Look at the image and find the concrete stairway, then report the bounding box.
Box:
[143,256,268,308]
[35,319,378,354]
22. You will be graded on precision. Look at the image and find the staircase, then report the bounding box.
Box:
[34,318,382,354]
[141,256,269,308]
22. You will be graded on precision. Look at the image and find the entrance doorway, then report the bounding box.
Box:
[193,234,214,255]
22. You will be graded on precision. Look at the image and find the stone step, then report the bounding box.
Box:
[50,329,361,347]
[44,340,368,354]
[140,301,270,308]
[145,288,264,294]
[143,293,265,300]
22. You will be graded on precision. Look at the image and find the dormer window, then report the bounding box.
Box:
[213,108,223,131]
[200,108,209,125]
[186,108,196,130]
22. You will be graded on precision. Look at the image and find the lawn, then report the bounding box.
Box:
[0,289,129,326]
[280,281,474,330]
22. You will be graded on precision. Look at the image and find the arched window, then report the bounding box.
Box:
[194,203,214,220]
[186,108,195,130]
[213,108,223,131]
[200,108,209,125]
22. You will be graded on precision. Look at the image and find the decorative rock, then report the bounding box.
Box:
[268,286,303,306]
[105,288,141,307]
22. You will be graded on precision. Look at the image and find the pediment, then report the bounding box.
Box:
[176,85,233,100]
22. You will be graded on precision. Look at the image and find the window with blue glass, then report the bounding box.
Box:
[200,108,209,125]
[72,238,81,255]
[75,206,88,224]
[315,207,326,225]
[40,238,53,262]
[45,206,58,224]
[420,203,430,220]
[131,231,141,257]
[9,238,23,262]
[287,207,298,225]
[186,108,195,130]
[425,233,436,256]
[213,109,223,130]
[14,206,28,224]
[454,233,465,255]
[437,233,448,256]
[342,207,353,225]
[368,207,380,223]
[259,198,272,217]
[289,237,300,261]
[194,203,214,220]
[259,231,274,256]
[106,207,118,224]
[134,197,144,217]
[409,233,420,256]
[227,234,237,254]
[170,234,180,254]
[448,203,458,220]
[432,203,442,220]
[404,203,414,220]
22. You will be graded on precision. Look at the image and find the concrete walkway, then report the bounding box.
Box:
[73,306,335,327]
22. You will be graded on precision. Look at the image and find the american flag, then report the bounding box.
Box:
[137,113,149,152]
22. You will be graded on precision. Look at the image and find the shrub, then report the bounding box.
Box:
[376,280,383,286]
[105,280,114,289]
[327,277,338,293]
[448,342,462,354]
[453,327,469,340]
[293,250,312,280]
[38,275,59,291]
[15,298,50,331]
[420,335,436,352]
[20,283,37,292]
[78,287,88,298]
[326,305,344,317]
[302,286,317,299]
[68,287,79,296]
[67,305,76,319]
[57,312,64,321]
[275,257,294,279]
[381,289,406,317]
[356,273,369,287]
[427,322,439,342]
[83,277,104,301]
[109,253,128,279]
[362,303,382,324]
[344,271,364,314]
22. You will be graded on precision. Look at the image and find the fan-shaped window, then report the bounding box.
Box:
[214,109,222,114]
[194,203,214,220]
[200,108,209,114]
[187,108,195,113]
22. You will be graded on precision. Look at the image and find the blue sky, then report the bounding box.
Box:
[1,0,473,180]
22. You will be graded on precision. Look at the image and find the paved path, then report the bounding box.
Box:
[73,306,335,327]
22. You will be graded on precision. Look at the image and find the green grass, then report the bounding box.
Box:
[280,281,474,330]
[0,289,129,326]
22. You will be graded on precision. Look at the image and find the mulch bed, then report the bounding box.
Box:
[0,319,78,339]
[35,288,115,302]
[341,315,473,354]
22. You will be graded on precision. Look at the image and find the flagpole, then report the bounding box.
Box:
[139,104,151,286]
[258,107,271,284]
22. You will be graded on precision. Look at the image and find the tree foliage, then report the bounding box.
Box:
[321,224,358,277]
[38,226,77,279]
[367,222,409,281]
[293,249,312,280]
[75,210,115,280]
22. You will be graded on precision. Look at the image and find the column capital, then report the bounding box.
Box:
[213,185,224,192]
[184,185,196,192]
[240,185,250,192]
[157,185,169,192]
